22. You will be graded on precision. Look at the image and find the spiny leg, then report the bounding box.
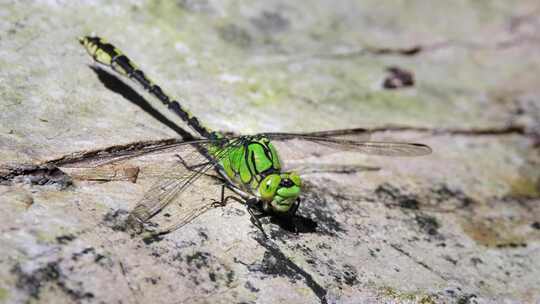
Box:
[288,198,301,234]
[289,198,300,217]
[173,154,220,180]
[245,198,268,239]
[174,154,211,170]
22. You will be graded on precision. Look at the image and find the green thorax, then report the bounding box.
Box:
[209,136,281,194]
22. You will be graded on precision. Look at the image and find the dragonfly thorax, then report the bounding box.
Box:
[217,136,301,212]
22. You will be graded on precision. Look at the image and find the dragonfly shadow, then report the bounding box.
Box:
[269,214,318,234]
[89,66,195,140]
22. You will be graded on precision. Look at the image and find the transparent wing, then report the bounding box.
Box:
[54,138,219,168]
[263,128,432,159]
[287,163,381,175]
[125,139,242,236]
[262,128,372,142]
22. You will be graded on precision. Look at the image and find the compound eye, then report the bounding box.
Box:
[279,178,294,188]
[259,175,281,201]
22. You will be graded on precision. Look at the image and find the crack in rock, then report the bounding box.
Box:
[0,164,72,189]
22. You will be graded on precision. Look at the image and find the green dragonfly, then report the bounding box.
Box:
[78,36,432,238]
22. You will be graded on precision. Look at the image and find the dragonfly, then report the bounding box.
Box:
[78,36,432,239]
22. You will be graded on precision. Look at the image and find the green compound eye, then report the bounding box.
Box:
[259,174,281,201]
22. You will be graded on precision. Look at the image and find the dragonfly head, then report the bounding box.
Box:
[259,172,301,213]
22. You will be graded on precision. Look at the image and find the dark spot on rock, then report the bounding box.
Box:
[72,247,96,261]
[185,251,210,269]
[245,281,260,293]
[12,261,94,301]
[217,24,252,48]
[251,11,290,34]
[495,242,527,249]
[375,183,419,210]
[431,184,475,209]
[443,255,458,265]
[226,270,235,286]
[376,183,474,212]
[331,263,359,288]
[208,272,216,282]
[383,66,414,89]
[145,277,159,285]
[293,243,313,256]
[400,198,420,209]
[12,262,60,299]
[198,230,209,241]
[164,213,171,218]
[342,264,358,286]
[457,294,477,304]
[470,257,483,266]
[415,214,440,236]
[223,206,246,217]
[81,247,94,254]
[367,45,422,56]
[142,234,164,245]
[531,221,540,230]
[56,234,76,244]
[172,253,183,262]
[317,242,331,250]
[94,254,106,263]
[102,209,129,231]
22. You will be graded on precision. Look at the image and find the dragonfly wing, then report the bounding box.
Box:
[56,139,229,184]
[333,141,432,156]
[55,138,219,168]
[265,128,431,160]
[125,139,243,236]
[286,162,381,175]
[126,146,216,227]
[130,166,225,236]
[262,128,372,142]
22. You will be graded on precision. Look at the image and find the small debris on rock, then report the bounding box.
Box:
[383,66,415,89]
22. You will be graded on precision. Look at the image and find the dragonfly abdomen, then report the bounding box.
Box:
[79,36,217,140]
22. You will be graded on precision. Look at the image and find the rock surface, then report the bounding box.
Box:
[1,1,539,303]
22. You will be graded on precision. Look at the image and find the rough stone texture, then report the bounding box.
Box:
[1,1,540,303]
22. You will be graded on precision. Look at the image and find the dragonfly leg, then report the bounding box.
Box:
[174,154,211,171]
[246,198,268,239]
[209,183,243,207]
[289,198,301,216]
[284,198,301,234]
[210,184,229,207]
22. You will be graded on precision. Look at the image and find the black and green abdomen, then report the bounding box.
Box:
[79,36,217,140]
